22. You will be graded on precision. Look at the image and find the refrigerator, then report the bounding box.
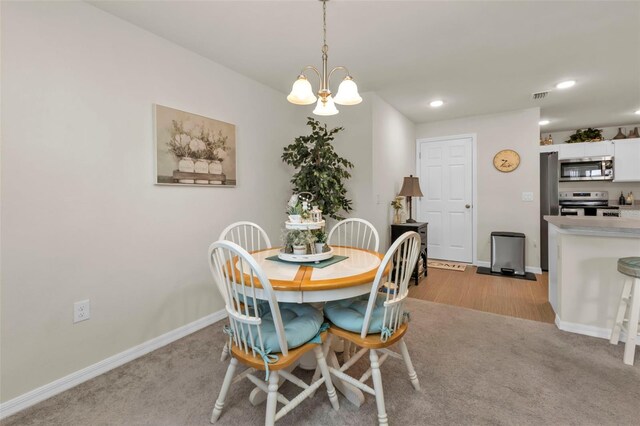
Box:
[540,152,559,271]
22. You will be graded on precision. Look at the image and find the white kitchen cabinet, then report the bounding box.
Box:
[558,143,585,159]
[613,138,640,182]
[556,141,614,159]
[584,140,614,157]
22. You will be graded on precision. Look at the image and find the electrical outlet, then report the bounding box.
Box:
[522,192,534,202]
[74,300,90,323]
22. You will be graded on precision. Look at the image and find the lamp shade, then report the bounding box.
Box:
[313,95,339,116]
[399,175,423,197]
[333,76,362,106]
[287,75,317,105]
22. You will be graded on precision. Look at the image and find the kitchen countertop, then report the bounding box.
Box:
[544,215,640,234]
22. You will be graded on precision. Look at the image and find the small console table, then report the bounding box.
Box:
[390,222,428,285]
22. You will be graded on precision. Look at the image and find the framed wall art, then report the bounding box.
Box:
[154,104,236,186]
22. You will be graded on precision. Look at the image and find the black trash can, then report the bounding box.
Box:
[490,232,525,276]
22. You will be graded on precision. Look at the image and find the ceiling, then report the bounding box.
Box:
[90,0,640,131]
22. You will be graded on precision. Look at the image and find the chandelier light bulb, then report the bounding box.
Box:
[430,100,444,107]
[635,110,640,115]
[287,75,317,105]
[539,120,550,126]
[334,76,362,106]
[313,96,339,116]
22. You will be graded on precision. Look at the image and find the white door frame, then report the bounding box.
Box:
[416,134,478,265]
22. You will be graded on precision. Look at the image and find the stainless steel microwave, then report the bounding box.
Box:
[559,156,614,182]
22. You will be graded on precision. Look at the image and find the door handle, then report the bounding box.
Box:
[465,204,471,209]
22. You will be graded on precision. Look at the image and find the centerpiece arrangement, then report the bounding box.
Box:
[279,193,333,263]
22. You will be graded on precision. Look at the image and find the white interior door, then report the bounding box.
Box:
[417,137,473,263]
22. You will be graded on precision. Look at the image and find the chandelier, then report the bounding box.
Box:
[287,0,362,116]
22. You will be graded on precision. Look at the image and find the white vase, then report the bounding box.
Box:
[288,215,302,223]
[194,159,209,184]
[315,243,325,253]
[293,245,306,255]
[209,160,223,185]
[178,157,195,184]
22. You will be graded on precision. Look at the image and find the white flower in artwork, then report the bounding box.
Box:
[214,148,227,161]
[189,138,206,152]
[288,194,299,208]
[176,133,190,146]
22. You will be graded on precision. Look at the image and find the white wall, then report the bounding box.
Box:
[416,108,541,268]
[1,1,297,402]
[371,94,416,248]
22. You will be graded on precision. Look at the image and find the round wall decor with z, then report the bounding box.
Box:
[493,149,521,172]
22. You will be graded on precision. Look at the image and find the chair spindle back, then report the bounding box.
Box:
[361,231,420,339]
[208,240,288,357]
[327,218,380,252]
[219,221,272,253]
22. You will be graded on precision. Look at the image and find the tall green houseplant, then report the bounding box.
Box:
[282,118,354,220]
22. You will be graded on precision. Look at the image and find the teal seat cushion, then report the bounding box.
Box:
[324,294,387,334]
[240,303,324,354]
[618,257,640,278]
[235,294,268,314]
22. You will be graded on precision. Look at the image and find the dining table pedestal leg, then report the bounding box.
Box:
[326,348,365,407]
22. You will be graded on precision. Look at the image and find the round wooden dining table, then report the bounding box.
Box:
[235,245,387,408]
[235,246,386,303]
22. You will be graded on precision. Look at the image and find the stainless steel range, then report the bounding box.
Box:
[559,191,619,217]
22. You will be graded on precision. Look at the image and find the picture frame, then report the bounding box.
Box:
[154,104,237,187]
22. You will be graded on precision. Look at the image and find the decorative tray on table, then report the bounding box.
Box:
[277,247,334,263]
[284,220,325,230]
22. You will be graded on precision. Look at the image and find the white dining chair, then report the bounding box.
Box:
[322,231,421,425]
[219,221,272,253]
[327,218,380,252]
[327,218,380,360]
[208,240,339,426]
[218,221,272,361]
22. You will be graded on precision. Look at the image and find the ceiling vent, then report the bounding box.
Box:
[532,91,549,100]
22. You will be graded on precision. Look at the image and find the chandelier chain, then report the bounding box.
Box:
[322,0,327,50]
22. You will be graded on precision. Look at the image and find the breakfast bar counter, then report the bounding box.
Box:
[544,215,640,234]
[544,215,640,339]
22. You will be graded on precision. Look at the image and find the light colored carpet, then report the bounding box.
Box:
[3,299,639,426]
[427,259,468,272]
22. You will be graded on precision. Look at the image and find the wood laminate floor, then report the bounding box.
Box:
[408,265,556,324]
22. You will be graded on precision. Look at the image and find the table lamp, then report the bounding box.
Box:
[399,175,423,223]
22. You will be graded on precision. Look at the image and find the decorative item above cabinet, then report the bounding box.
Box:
[565,128,604,143]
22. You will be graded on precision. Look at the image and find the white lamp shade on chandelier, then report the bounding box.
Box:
[333,77,362,106]
[313,95,339,116]
[286,75,317,105]
[286,0,362,116]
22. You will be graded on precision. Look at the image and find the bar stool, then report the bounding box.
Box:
[610,257,640,366]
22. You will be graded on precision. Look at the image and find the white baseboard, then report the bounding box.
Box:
[0,309,227,420]
[555,314,631,342]
[475,261,542,275]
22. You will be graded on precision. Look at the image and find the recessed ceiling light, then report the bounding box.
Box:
[539,120,550,126]
[430,100,444,107]
[635,109,640,115]
[556,80,576,89]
